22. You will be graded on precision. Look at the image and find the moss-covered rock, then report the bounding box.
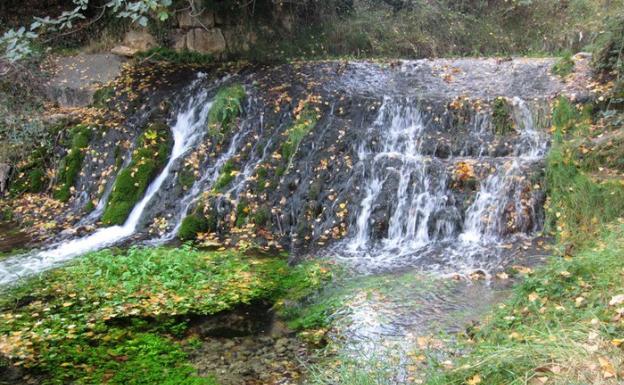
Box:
[207,84,246,139]
[280,105,318,162]
[10,148,50,196]
[54,125,92,202]
[552,53,575,77]
[102,122,172,225]
[213,159,237,192]
[178,214,209,241]
[491,97,515,136]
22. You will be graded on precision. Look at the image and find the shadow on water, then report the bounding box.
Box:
[0,222,32,260]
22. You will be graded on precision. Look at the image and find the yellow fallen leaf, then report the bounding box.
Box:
[528,292,540,302]
[467,374,482,385]
[598,356,616,378]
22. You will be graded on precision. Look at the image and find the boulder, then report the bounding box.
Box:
[0,163,11,195]
[184,28,226,55]
[111,30,157,57]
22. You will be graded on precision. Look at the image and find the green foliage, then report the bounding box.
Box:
[252,205,270,226]
[0,246,331,384]
[213,159,236,192]
[491,97,515,135]
[54,125,92,202]
[178,214,208,240]
[91,86,115,109]
[102,122,172,225]
[136,47,213,65]
[9,148,49,195]
[281,105,318,162]
[178,167,196,190]
[207,85,246,139]
[552,53,575,77]
[545,100,624,250]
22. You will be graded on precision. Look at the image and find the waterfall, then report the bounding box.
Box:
[0,78,213,285]
[340,96,547,273]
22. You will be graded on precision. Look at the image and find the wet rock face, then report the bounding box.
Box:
[31,59,578,260]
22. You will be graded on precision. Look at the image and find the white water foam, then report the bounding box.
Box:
[0,85,213,285]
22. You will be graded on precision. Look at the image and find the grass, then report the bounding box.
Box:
[0,247,332,385]
[207,84,246,140]
[101,122,172,225]
[53,125,92,202]
[425,222,624,385]
[552,53,575,77]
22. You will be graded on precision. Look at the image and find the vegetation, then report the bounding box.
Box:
[213,159,237,192]
[281,104,318,164]
[136,47,213,65]
[552,53,575,77]
[53,125,92,202]
[102,122,172,225]
[177,213,209,241]
[207,84,246,139]
[491,97,515,136]
[0,247,332,385]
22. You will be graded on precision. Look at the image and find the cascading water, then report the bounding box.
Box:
[0,76,214,285]
[338,94,547,274]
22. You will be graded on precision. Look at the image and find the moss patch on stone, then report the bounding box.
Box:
[213,159,237,192]
[552,53,575,77]
[178,214,209,241]
[491,97,515,136]
[207,84,246,139]
[280,105,318,162]
[9,148,50,196]
[102,122,172,225]
[53,125,92,202]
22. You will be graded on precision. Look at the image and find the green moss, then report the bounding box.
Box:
[213,159,237,192]
[91,85,115,109]
[178,214,209,241]
[491,97,515,136]
[252,206,270,227]
[10,147,50,196]
[178,167,196,190]
[552,53,575,77]
[235,199,249,227]
[207,85,246,139]
[280,106,318,162]
[54,125,92,202]
[102,122,172,225]
[136,47,213,65]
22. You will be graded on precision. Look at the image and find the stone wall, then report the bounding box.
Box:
[111,1,296,58]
